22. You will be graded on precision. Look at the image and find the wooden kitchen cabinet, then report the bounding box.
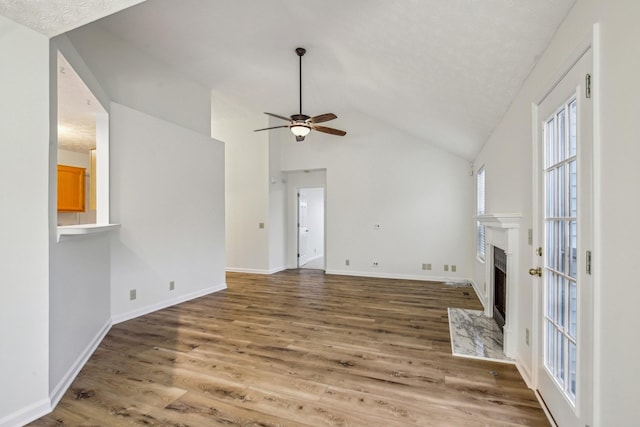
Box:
[57,164,85,212]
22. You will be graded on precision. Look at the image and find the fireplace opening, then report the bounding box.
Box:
[493,246,507,332]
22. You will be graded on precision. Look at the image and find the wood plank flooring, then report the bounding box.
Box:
[30,270,549,426]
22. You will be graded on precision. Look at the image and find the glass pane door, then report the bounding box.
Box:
[543,97,578,403]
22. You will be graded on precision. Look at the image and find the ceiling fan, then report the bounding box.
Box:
[254,47,347,142]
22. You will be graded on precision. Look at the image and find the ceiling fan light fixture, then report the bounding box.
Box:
[290,124,311,137]
[253,47,346,139]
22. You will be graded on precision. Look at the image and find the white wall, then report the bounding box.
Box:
[473,0,640,424]
[278,112,474,281]
[110,102,226,321]
[596,3,640,424]
[0,16,51,427]
[52,35,110,112]
[65,25,210,136]
[48,39,112,409]
[212,94,271,273]
[268,123,287,272]
[49,233,111,403]
[213,81,473,282]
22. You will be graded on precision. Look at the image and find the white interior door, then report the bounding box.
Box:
[297,192,309,267]
[533,49,593,427]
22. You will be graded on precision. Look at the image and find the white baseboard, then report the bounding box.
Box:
[468,279,486,309]
[49,319,112,408]
[515,359,533,389]
[226,267,272,274]
[0,397,51,427]
[325,269,468,284]
[226,267,289,275]
[0,320,114,427]
[112,283,227,324]
[514,353,556,426]
[534,389,558,427]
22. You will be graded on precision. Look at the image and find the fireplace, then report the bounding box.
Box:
[493,246,507,332]
[476,213,521,359]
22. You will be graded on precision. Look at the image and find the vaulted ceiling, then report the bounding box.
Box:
[1,0,576,160]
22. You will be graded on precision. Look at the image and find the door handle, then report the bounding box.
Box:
[528,267,542,277]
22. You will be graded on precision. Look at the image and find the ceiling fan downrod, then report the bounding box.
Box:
[252,46,346,140]
[296,47,306,116]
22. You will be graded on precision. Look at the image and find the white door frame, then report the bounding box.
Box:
[530,25,600,426]
[284,170,327,269]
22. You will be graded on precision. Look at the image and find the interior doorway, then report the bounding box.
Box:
[298,187,325,269]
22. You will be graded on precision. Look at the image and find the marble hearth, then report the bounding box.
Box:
[448,308,514,363]
[476,213,521,359]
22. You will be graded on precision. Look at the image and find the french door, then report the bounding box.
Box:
[534,49,593,427]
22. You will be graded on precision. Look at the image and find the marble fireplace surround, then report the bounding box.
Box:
[476,213,521,359]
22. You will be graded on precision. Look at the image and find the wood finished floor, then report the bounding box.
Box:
[30,270,549,426]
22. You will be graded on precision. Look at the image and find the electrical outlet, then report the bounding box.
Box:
[258,222,265,229]
[129,289,136,300]
[444,264,449,272]
[526,328,530,346]
[345,259,350,266]
[372,261,379,267]
[169,280,175,291]
[451,265,457,272]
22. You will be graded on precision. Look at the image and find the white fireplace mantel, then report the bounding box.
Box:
[477,213,521,229]
[476,213,522,358]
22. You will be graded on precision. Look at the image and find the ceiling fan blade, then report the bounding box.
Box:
[254,125,290,132]
[309,113,337,124]
[264,112,292,122]
[311,124,347,136]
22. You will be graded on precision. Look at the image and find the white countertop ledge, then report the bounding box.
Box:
[57,224,121,241]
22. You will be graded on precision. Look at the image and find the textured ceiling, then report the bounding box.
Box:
[2,0,576,160]
[0,0,146,37]
[90,0,576,160]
